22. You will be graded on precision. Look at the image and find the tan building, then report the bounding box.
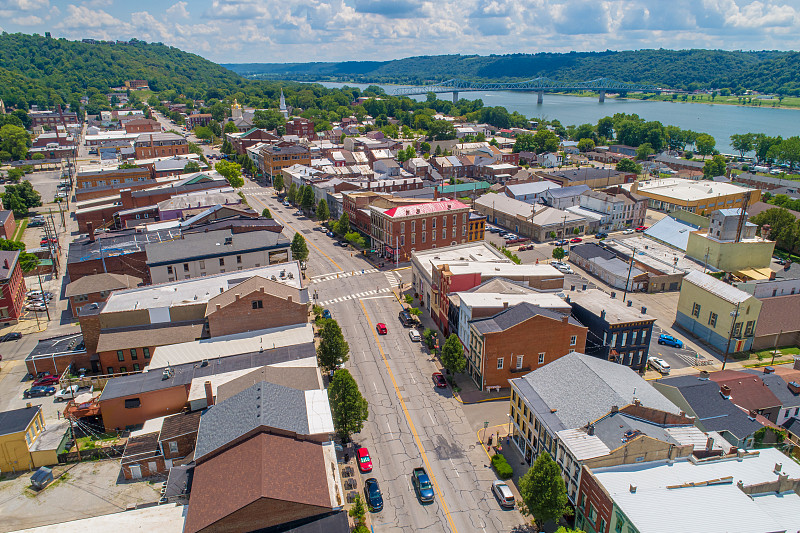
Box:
[259,144,311,178]
[629,177,760,215]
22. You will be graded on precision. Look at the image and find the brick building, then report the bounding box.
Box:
[258,144,311,178]
[29,110,78,128]
[285,117,315,139]
[227,128,280,156]
[64,273,142,317]
[75,166,153,201]
[0,210,15,240]
[125,80,149,89]
[185,114,212,129]
[120,410,201,479]
[124,118,161,134]
[468,302,587,390]
[0,250,27,325]
[134,133,189,160]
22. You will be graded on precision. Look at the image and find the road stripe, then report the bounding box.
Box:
[245,191,342,270]
[359,299,459,533]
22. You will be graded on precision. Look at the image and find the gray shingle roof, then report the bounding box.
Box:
[511,352,678,430]
[545,185,591,198]
[194,381,311,460]
[471,302,577,334]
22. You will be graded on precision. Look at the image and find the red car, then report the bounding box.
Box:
[34,375,60,387]
[356,447,373,473]
[635,226,648,232]
[432,372,447,388]
[570,237,582,243]
[375,323,387,335]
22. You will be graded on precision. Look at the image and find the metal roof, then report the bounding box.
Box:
[683,270,753,304]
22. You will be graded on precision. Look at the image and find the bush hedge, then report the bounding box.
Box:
[491,453,514,480]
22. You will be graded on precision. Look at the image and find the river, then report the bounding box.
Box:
[315,81,798,154]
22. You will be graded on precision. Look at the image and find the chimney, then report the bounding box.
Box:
[794,357,800,371]
[87,221,95,243]
[627,300,632,307]
[763,366,775,374]
[629,484,637,494]
[706,437,715,451]
[640,306,647,314]
[699,370,710,380]
[2,259,7,270]
[748,409,757,420]
[587,423,595,436]
[774,462,783,474]
[503,301,509,309]
[611,405,619,413]
[788,381,800,394]
[633,398,641,406]
[610,291,616,299]
[287,295,292,303]
[215,304,221,311]
[561,315,569,324]
[235,293,240,300]
[720,385,732,398]
[204,381,214,406]
[737,448,745,461]
[600,310,606,320]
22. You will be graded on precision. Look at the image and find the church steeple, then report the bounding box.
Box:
[279,89,288,118]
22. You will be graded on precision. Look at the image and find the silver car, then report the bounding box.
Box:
[408,329,421,342]
[491,481,516,509]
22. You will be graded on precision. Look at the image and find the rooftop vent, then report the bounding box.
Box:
[699,370,710,380]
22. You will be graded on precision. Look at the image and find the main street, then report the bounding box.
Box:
[243,182,526,533]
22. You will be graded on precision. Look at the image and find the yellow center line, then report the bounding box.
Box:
[359,299,459,533]
[246,192,342,271]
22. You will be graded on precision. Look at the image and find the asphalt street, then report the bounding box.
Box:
[244,183,526,533]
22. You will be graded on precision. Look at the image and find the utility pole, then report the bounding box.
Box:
[722,301,742,371]
[623,248,636,302]
[36,270,51,322]
[771,330,783,365]
[68,416,82,461]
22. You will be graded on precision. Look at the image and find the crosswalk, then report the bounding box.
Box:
[384,271,402,289]
[676,353,714,366]
[318,287,394,307]
[310,268,379,284]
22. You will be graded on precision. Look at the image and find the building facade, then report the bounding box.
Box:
[134,133,189,160]
[0,251,27,325]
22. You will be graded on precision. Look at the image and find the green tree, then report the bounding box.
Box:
[0,124,31,160]
[635,143,654,160]
[552,247,565,260]
[703,154,727,179]
[272,174,284,193]
[577,138,595,152]
[301,185,315,210]
[261,208,272,219]
[183,160,201,173]
[317,199,330,221]
[253,109,286,134]
[30,153,44,160]
[327,368,368,443]
[440,334,466,375]
[317,318,350,373]
[348,494,366,526]
[616,158,641,174]
[518,453,572,530]
[223,121,238,134]
[194,125,213,140]
[597,116,614,139]
[214,160,243,187]
[0,240,38,272]
[696,133,716,159]
[772,136,800,170]
[287,182,298,204]
[730,133,755,159]
[291,232,309,261]
[335,212,350,236]
[2,180,41,217]
[420,141,431,154]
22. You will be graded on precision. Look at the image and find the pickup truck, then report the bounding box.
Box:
[411,467,435,503]
[54,384,94,402]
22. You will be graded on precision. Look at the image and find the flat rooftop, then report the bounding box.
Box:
[631,177,753,202]
[101,263,303,313]
[456,291,570,310]
[6,504,187,533]
[446,262,563,279]
[603,237,718,274]
[567,289,655,324]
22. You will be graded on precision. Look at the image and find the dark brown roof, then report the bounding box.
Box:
[755,295,800,337]
[747,201,800,221]
[216,365,322,402]
[709,370,782,411]
[95,322,204,353]
[65,273,142,297]
[184,432,332,533]
[159,410,202,442]
[121,432,160,465]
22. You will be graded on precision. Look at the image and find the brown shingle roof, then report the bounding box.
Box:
[755,295,800,337]
[184,432,332,533]
[159,410,202,442]
[709,370,782,412]
[204,276,303,317]
[121,432,160,465]
[216,365,322,403]
[65,273,142,297]
[95,322,204,352]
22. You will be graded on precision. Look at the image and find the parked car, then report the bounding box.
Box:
[570,237,582,243]
[432,372,447,388]
[364,478,383,512]
[326,231,335,237]
[648,357,671,374]
[28,219,44,227]
[491,480,516,509]
[321,309,332,319]
[553,239,569,246]
[23,386,56,398]
[0,332,21,342]
[595,232,608,239]
[408,329,421,342]
[622,228,635,235]
[356,447,373,473]
[550,261,573,274]
[635,226,648,232]
[398,310,417,327]
[54,385,80,402]
[33,375,60,387]
[375,323,387,335]
[412,467,435,503]
[25,303,47,312]
[658,334,683,348]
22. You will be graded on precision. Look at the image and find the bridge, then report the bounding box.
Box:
[389,77,662,103]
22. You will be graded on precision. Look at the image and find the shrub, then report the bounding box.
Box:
[491,453,514,480]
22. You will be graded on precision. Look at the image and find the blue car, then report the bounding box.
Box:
[658,334,683,348]
[322,309,331,319]
[364,478,383,512]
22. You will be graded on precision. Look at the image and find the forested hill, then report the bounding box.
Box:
[0,33,246,110]
[224,49,800,95]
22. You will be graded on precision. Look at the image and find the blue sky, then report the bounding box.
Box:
[0,0,798,63]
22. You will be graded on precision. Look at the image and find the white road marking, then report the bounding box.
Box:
[428,412,435,425]
[386,421,394,439]
[449,458,460,477]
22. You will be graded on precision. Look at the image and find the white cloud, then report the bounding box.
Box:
[166,1,190,19]
[12,14,42,24]
[0,0,48,10]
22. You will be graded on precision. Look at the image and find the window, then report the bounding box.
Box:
[168,441,178,455]
[517,355,524,369]
[133,363,140,371]
[411,233,416,245]
[117,350,125,362]
[733,321,742,337]
[120,366,127,373]
[692,302,701,317]
[708,312,718,327]
[453,214,457,226]
[219,258,225,266]
[745,320,755,336]
[570,335,577,346]
[199,260,205,269]
[497,357,504,370]
[252,300,263,309]
[432,218,436,229]
[236,255,242,264]
[167,266,173,275]
[130,348,137,360]
[143,347,150,359]
[611,333,618,346]
[442,216,447,227]
[107,367,114,374]
[442,228,447,240]
[124,398,141,409]
[400,235,405,246]
[422,220,426,231]
[462,226,466,236]
[183,263,189,272]
[411,220,415,232]
[463,213,467,223]
[432,229,436,240]
[422,232,426,243]
[621,332,628,346]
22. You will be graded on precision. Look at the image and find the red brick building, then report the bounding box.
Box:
[185,114,213,129]
[285,117,315,139]
[64,273,142,317]
[0,210,15,240]
[134,132,189,160]
[228,128,280,156]
[575,466,615,533]
[467,302,587,390]
[29,111,78,128]
[124,118,161,134]
[0,250,27,325]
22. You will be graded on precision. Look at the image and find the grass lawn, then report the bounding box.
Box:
[74,433,121,451]
[731,168,800,182]
[11,218,27,241]
[736,346,800,367]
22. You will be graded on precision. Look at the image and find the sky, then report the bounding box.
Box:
[0,0,799,64]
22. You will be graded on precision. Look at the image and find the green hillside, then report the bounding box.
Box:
[224,49,798,94]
